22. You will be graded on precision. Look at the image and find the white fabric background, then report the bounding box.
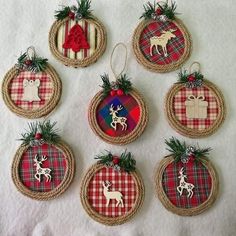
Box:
[0,0,236,235]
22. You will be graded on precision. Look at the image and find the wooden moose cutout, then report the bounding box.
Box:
[176,167,194,198]
[22,79,41,102]
[33,154,52,182]
[109,104,128,131]
[102,181,124,207]
[150,29,177,57]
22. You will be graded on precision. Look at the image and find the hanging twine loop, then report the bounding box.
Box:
[189,61,201,74]
[110,43,128,82]
[26,46,36,60]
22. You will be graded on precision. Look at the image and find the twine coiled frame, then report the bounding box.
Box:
[155,156,219,216]
[12,142,75,201]
[132,18,192,73]
[2,64,62,119]
[165,80,226,138]
[88,89,148,145]
[80,163,145,226]
[49,16,107,67]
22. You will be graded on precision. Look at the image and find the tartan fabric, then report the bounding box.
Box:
[173,86,219,130]
[139,21,185,65]
[9,71,53,110]
[19,144,67,192]
[57,19,98,59]
[96,94,141,137]
[162,161,212,208]
[87,167,137,217]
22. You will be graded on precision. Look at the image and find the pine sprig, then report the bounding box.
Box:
[55,6,71,20]
[95,151,113,164]
[77,0,92,17]
[178,69,204,83]
[165,137,211,162]
[100,74,112,98]
[19,121,61,146]
[117,74,132,94]
[140,1,156,20]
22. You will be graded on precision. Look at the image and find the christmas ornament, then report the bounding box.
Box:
[165,62,226,138]
[132,0,192,73]
[12,121,75,200]
[2,47,62,119]
[80,150,144,225]
[88,43,148,145]
[49,0,106,67]
[155,137,218,216]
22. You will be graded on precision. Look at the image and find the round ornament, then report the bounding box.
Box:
[2,47,62,119]
[49,0,107,67]
[155,137,218,216]
[88,43,148,145]
[80,151,144,225]
[132,1,192,73]
[12,121,75,200]
[165,62,226,138]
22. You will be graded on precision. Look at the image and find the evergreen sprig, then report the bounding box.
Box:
[140,1,177,20]
[16,52,48,73]
[178,69,204,84]
[165,137,211,162]
[117,74,132,94]
[19,121,61,146]
[95,150,136,173]
[100,74,111,98]
[55,6,71,20]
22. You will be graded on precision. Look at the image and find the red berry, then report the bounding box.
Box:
[68,11,75,20]
[25,60,32,66]
[117,89,124,96]
[188,75,195,82]
[110,90,116,96]
[113,156,120,165]
[155,8,162,15]
[35,133,42,140]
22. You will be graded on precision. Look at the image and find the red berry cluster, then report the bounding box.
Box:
[34,133,42,140]
[188,74,195,82]
[68,11,75,20]
[155,8,163,15]
[112,156,120,165]
[25,60,32,66]
[110,89,124,96]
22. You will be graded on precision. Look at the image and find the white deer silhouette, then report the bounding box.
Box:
[176,167,194,198]
[109,104,127,131]
[150,29,177,57]
[102,181,124,207]
[33,154,52,182]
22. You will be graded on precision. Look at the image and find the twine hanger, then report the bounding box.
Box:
[26,46,36,59]
[189,61,201,74]
[110,43,128,81]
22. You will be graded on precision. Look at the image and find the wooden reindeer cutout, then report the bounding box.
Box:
[109,104,128,131]
[150,29,177,57]
[33,154,52,182]
[102,181,124,207]
[177,167,194,198]
[22,79,41,102]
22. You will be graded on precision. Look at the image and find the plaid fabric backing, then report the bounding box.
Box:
[87,167,137,217]
[162,161,212,208]
[139,21,185,65]
[173,86,219,130]
[96,94,141,137]
[9,71,53,110]
[57,19,99,59]
[19,144,67,192]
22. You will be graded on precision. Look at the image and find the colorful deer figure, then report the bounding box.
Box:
[150,29,177,57]
[176,167,194,198]
[102,181,124,207]
[33,154,52,182]
[109,104,128,131]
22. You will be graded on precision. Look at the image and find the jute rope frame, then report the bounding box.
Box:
[12,142,75,201]
[2,64,62,119]
[88,88,148,145]
[165,80,226,138]
[49,16,107,67]
[80,163,145,226]
[132,18,192,73]
[155,155,219,216]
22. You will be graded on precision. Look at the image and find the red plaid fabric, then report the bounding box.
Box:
[19,144,67,192]
[162,161,212,208]
[96,94,141,137]
[87,167,137,217]
[139,21,185,65]
[9,71,53,110]
[173,86,219,130]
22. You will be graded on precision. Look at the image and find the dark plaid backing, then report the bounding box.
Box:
[139,21,185,65]
[19,144,67,192]
[162,161,212,208]
[96,94,140,137]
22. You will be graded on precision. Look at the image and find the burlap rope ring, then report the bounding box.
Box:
[132,1,192,73]
[80,163,145,225]
[2,48,62,119]
[155,155,219,216]
[88,43,148,145]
